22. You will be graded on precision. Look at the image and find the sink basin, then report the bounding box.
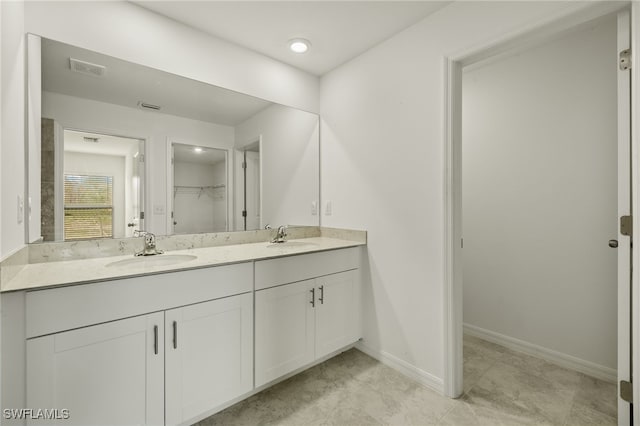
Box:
[267,241,319,249]
[106,254,197,269]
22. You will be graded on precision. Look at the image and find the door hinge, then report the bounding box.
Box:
[242,161,247,169]
[138,154,145,163]
[140,211,145,220]
[620,380,633,403]
[621,215,632,237]
[242,210,247,218]
[620,49,631,71]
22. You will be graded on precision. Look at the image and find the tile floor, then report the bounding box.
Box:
[197,335,617,425]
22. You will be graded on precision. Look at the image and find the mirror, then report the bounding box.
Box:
[59,130,144,241]
[171,143,228,234]
[27,35,320,243]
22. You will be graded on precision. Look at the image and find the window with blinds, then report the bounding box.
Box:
[64,174,114,240]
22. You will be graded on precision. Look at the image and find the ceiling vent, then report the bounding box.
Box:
[138,101,162,111]
[69,58,106,77]
[83,136,99,143]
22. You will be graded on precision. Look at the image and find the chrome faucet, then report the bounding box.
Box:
[272,225,288,243]
[134,230,164,256]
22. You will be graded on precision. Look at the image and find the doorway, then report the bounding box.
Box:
[170,143,229,235]
[234,138,262,231]
[443,6,634,425]
[58,129,145,241]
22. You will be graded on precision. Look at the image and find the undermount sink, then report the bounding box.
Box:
[106,254,197,269]
[267,241,319,249]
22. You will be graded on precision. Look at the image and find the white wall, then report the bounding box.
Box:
[24,1,319,113]
[235,104,319,229]
[1,1,25,258]
[319,1,614,388]
[462,17,617,369]
[42,91,235,236]
[64,151,126,239]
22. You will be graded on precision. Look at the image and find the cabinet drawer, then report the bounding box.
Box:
[26,262,252,338]
[255,247,359,290]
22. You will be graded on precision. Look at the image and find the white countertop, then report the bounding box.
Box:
[1,237,365,293]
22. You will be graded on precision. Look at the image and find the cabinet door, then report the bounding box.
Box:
[165,293,253,425]
[315,270,358,358]
[27,312,164,426]
[255,280,315,387]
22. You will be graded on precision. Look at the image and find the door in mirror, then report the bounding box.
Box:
[171,143,228,235]
[42,129,145,241]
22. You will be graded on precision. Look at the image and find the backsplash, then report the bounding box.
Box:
[0,246,29,285]
[27,226,321,263]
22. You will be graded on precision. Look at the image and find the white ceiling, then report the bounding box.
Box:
[64,130,141,158]
[132,1,450,76]
[42,38,272,126]
[173,143,226,165]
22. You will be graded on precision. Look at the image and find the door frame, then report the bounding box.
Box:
[442,1,637,421]
[233,135,263,231]
[165,138,233,235]
[58,126,149,240]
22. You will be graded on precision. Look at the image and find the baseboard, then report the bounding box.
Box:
[355,341,444,394]
[463,323,617,383]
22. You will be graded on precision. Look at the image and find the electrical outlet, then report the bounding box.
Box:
[153,205,165,215]
[311,201,318,216]
[17,195,24,224]
[325,200,332,216]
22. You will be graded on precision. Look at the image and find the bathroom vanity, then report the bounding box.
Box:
[1,233,364,426]
[3,28,364,425]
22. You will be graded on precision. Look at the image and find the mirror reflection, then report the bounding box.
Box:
[29,35,319,243]
[58,130,144,241]
[171,143,227,234]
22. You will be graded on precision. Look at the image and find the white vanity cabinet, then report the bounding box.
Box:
[27,313,165,426]
[255,279,316,386]
[315,270,359,357]
[165,292,253,425]
[6,245,363,426]
[254,248,360,387]
[23,263,253,426]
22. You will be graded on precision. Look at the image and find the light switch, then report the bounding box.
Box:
[153,205,165,215]
[325,200,332,216]
[311,201,318,216]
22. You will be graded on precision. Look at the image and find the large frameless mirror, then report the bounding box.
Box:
[27,35,320,243]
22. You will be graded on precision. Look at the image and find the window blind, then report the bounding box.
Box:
[64,174,114,240]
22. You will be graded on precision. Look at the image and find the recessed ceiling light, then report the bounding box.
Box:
[288,38,311,54]
[193,147,203,153]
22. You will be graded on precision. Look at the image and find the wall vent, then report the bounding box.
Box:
[69,58,106,77]
[138,101,162,111]
[83,137,99,143]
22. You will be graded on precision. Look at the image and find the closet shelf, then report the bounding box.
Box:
[173,184,226,199]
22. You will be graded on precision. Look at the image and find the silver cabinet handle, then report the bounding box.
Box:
[310,288,315,307]
[173,321,178,349]
[153,325,158,355]
[319,285,324,305]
